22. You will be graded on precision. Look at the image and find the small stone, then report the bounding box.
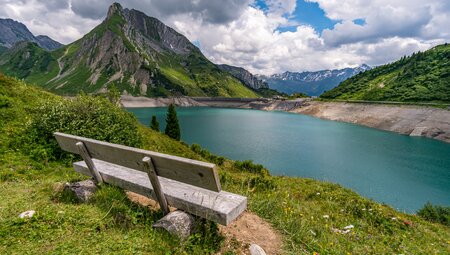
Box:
[64,179,97,202]
[343,224,354,230]
[249,244,266,255]
[19,210,35,218]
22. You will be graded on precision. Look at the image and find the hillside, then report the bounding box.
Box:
[0,73,449,254]
[261,65,371,96]
[0,3,259,98]
[321,44,450,102]
[0,18,62,50]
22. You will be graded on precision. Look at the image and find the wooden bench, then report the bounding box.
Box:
[54,132,247,226]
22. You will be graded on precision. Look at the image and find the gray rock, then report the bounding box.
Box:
[218,64,269,90]
[249,244,267,255]
[19,210,35,219]
[0,18,63,50]
[153,210,198,240]
[64,179,97,202]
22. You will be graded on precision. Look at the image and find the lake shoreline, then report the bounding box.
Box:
[121,96,450,143]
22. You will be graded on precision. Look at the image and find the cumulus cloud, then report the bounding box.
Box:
[0,0,448,74]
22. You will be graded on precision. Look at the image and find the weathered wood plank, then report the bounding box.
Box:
[54,132,221,192]
[143,156,169,215]
[73,159,247,225]
[76,142,103,184]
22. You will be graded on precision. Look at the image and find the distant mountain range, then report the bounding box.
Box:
[0,3,259,98]
[0,18,63,51]
[259,64,371,96]
[321,44,450,102]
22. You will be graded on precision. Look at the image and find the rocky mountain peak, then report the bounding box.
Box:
[0,18,62,50]
[218,64,268,90]
[107,2,124,19]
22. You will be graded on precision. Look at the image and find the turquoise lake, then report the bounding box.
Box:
[127,107,450,213]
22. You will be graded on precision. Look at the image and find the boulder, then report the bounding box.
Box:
[64,179,97,202]
[153,210,198,240]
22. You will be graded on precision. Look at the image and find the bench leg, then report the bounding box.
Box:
[76,142,103,184]
[142,156,170,215]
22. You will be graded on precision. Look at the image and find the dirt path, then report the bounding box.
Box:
[126,191,283,254]
[47,46,70,83]
[217,211,283,254]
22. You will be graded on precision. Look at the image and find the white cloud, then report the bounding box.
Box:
[0,0,448,74]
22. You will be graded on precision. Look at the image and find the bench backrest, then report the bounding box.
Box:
[54,132,221,192]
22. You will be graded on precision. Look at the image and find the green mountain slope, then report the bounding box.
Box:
[321,44,450,102]
[0,3,258,98]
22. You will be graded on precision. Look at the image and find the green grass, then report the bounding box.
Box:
[1,74,449,254]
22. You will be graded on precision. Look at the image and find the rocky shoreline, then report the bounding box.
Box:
[120,96,450,143]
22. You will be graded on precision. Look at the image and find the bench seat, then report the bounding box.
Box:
[74,159,247,225]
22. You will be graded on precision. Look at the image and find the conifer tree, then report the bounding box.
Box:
[165,104,180,140]
[150,115,160,131]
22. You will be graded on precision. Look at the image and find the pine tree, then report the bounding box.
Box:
[165,104,180,140]
[150,115,160,131]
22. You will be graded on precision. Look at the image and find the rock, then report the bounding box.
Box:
[217,64,269,90]
[344,224,354,230]
[153,210,197,240]
[64,179,97,202]
[249,244,267,255]
[19,210,35,218]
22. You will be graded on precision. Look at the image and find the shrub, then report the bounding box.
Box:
[19,95,143,163]
[150,115,160,131]
[233,160,266,174]
[0,94,11,108]
[417,202,450,226]
[248,174,277,192]
[190,144,225,166]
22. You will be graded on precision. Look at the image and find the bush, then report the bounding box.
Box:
[150,115,160,131]
[417,202,450,226]
[248,175,277,192]
[233,160,266,174]
[190,144,225,166]
[19,95,143,163]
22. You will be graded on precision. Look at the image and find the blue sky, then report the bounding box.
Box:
[1,0,448,74]
[254,0,338,33]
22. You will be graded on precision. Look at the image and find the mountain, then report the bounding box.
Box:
[0,18,63,50]
[35,35,64,51]
[321,44,450,102]
[217,64,268,90]
[261,65,371,96]
[0,3,259,98]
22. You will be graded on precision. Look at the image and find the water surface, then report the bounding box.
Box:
[128,107,450,212]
